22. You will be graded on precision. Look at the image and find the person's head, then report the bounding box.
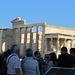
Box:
[50,52,57,62]
[61,46,67,54]
[44,54,51,63]
[34,51,41,58]
[26,48,33,57]
[10,44,19,54]
[70,48,75,56]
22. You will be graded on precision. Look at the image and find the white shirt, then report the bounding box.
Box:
[6,53,22,75]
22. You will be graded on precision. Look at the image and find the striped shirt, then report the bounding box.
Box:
[6,53,22,75]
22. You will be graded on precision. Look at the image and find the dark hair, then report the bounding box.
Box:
[45,54,50,58]
[70,48,75,54]
[26,48,33,57]
[50,52,57,66]
[34,51,40,57]
[61,47,67,52]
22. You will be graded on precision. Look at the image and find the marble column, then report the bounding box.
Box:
[63,39,66,46]
[71,39,73,48]
[0,43,2,52]
[45,38,47,51]
[41,26,45,53]
[47,39,50,51]
[24,27,27,51]
[56,38,59,55]
[13,28,16,44]
[30,26,33,49]
[50,38,53,51]
[36,26,39,50]
[18,28,21,51]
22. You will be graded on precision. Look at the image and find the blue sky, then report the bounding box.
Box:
[0,0,75,29]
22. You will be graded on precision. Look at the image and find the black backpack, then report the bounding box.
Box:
[0,57,7,75]
[0,55,15,75]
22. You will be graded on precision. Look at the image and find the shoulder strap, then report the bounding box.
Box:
[21,57,25,64]
[7,54,16,65]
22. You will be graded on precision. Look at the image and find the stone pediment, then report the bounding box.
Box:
[11,17,21,23]
[11,17,26,26]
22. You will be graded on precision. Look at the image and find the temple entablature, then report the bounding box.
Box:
[11,17,26,28]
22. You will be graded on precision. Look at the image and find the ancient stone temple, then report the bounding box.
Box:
[0,17,75,56]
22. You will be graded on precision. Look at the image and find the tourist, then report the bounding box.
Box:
[22,48,40,75]
[0,49,11,75]
[70,48,75,59]
[6,44,22,75]
[34,51,41,61]
[50,52,57,66]
[44,54,54,71]
[34,51,46,75]
[70,48,75,68]
[57,46,74,68]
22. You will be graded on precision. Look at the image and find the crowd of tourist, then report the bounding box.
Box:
[0,44,75,75]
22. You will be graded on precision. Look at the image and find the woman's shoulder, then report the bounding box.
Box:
[33,59,38,63]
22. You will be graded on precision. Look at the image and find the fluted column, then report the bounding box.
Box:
[47,39,50,51]
[18,28,21,51]
[45,38,47,51]
[50,38,53,51]
[0,42,2,52]
[41,26,45,53]
[56,38,59,55]
[30,26,33,49]
[63,39,66,46]
[24,27,27,51]
[13,29,16,44]
[36,26,39,50]
[71,39,73,48]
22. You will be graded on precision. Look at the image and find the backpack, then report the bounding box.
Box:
[0,55,15,75]
[0,57,7,75]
